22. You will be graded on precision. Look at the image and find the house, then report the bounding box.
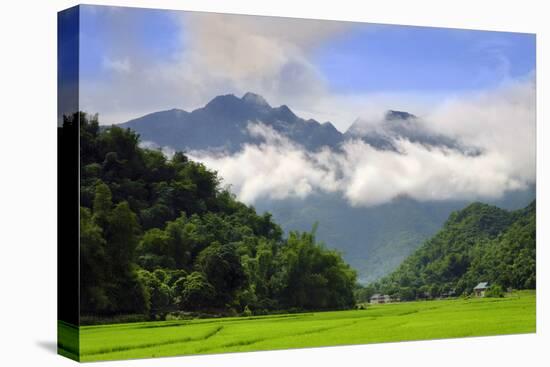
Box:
[370,294,392,304]
[473,282,489,297]
[370,294,382,304]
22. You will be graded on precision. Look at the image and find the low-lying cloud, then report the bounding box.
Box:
[190,79,535,207]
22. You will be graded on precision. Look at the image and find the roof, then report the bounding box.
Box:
[474,282,489,290]
[370,294,382,299]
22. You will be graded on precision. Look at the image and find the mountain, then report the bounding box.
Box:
[121,95,470,154]
[254,194,467,283]
[255,188,535,284]
[119,92,343,152]
[345,110,478,154]
[117,93,535,283]
[372,200,536,299]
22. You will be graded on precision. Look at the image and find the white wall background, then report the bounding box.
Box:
[0,1,547,366]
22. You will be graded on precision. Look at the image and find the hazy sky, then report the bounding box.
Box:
[77,5,535,131]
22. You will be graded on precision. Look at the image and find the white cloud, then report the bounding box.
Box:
[190,123,341,203]
[190,78,535,207]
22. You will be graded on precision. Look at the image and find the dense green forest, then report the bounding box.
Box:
[357,201,536,301]
[72,112,357,322]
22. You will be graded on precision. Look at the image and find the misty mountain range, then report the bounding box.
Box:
[120,92,341,152]
[120,92,472,154]
[118,92,535,283]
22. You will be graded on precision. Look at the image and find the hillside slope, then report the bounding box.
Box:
[371,201,535,299]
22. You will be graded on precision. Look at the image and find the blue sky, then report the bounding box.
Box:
[315,25,535,93]
[79,6,181,79]
[74,5,536,128]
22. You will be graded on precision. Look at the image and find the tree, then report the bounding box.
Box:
[137,228,175,270]
[92,181,112,228]
[197,242,246,305]
[138,269,173,317]
[174,272,215,310]
[485,284,504,298]
[274,230,356,310]
[106,201,140,273]
[80,207,110,313]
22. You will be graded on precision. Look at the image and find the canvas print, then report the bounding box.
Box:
[57,5,536,362]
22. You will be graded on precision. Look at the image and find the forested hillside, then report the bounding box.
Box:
[359,201,536,301]
[71,112,356,322]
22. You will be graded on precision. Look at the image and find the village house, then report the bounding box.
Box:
[370,294,392,304]
[473,282,489,297]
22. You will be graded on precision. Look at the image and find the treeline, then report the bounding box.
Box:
[71,112,356,322]
[357,201,536,302]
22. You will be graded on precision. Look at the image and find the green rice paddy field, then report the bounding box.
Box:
[59,291,536,362]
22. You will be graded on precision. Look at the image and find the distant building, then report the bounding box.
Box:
[473,282,489,297]
[370,294,382,304]
[370,294,392,304]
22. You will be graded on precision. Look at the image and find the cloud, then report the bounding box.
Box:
[190,78,535,207]
[152,12,355,120]
[78,9,436,130]
[139,140,176,159]
[79,9,352,125]
[189,123,341,203]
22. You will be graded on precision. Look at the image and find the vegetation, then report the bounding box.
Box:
[485,284,505,298]
[59,112,537,361]
[58,290,535,361]
[365,201,536,301]
[72,112,357,321]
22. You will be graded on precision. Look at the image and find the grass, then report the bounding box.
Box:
[58,290,536,362]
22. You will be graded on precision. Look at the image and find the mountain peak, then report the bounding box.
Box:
[242,92,270,108]
[273,104,297,121]
[205,93,241,106]
[385,110,416,121]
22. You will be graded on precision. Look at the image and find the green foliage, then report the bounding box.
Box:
[197,243,246,306]
[372,201,536,300]
[80,207,109,313]
[175,272,215,311]
[78,112,356,320]
[273,230,357,310]
[137,269,173,317]
[485,284,504,298]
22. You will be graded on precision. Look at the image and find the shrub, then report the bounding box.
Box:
[486,284,505,298]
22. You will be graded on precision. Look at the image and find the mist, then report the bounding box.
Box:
[190,78,535,207]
